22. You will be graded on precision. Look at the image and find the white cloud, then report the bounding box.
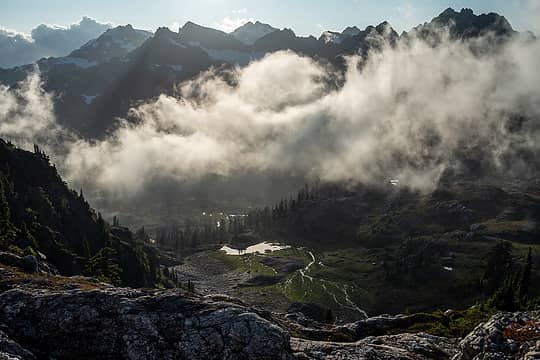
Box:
[233,8,248,15]
[0,27,32,42]
[2,30,540,198]
[64,35,540,194]
[169,21,181,32]
[0,69,69,150]
[0,17,112,68]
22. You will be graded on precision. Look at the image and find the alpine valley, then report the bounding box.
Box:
[1,7,540,360]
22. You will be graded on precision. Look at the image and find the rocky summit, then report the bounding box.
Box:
[1,262,540,359]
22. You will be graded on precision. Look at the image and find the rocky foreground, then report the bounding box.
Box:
[1,257,540,360]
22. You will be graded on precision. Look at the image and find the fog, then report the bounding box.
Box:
[1,30,540,207]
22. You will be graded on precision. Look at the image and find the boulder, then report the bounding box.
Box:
[0,252,57,275]
[453,311,540,360]
[292,332,459,359]
[0,328,35,359]
[0,287,293,360]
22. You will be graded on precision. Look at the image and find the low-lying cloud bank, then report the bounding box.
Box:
[2,31,540,197]
[0,17,111,68]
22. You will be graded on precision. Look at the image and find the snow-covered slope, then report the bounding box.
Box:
[319,26,364,44]
[320,31,344,44]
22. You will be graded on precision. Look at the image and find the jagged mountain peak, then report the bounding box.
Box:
[179,21,245,50]
[431,7,514,37]
[68,24,152,62]
[180,21,228,36]
[319,31,343,44]
[154,26,178,38]
[231,21,278,45]
[376,21,392,30]
[281,28,297,37]
[342,26,361,36]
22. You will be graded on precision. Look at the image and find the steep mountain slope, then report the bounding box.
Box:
[410,7,516,44]
[179,21,247,50]
[0,139,160,286]
[252,28,320,56]
[431,7,515,38]
[342,26,361,37]
[178,21,266,65]
[231,21,278,45]
[69,24,152,62]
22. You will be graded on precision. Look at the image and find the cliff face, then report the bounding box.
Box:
[1,262,539,360]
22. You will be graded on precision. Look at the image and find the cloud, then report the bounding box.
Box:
[0,69,73,152]
[0,17,112,68]
[0,71,54,146]
[213,17,254,33]
[62,34,540,194]
[1,30,540,199]
[169,21,181,32]
[233,8,248,15]
[0,27,32,41]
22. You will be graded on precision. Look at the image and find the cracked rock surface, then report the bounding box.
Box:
[1,263,540,359]
[0,286,293,360]
[453,312,540,360]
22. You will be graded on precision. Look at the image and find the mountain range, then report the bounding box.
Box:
[1,8,540,359]
[0,17,112,69]
[0,8,527,138]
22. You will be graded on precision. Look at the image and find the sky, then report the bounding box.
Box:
[0,0,537,36]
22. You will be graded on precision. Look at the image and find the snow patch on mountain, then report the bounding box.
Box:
[82,94,98,104]
[320,31,344,44]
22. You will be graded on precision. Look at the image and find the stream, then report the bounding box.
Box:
[220,242,367,319]
[294,249,367,318]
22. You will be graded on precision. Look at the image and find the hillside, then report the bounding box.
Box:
[165,178,540,323]
[0,139,161,287]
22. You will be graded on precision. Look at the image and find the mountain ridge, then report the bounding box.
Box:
[0,7,528,138]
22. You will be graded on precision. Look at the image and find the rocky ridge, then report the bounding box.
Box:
[1,259,539,359]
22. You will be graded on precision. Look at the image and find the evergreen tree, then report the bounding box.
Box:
[191,229,198,249]
[0,176,17,249]
[518,248,533,304]
[483,241,513,293]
